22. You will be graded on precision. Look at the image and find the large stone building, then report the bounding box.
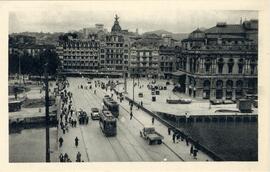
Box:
[129,45,160,78]
[173,19,258,100]
[100,15,129,76]
[57,34,100,73]
[159,45,179,78]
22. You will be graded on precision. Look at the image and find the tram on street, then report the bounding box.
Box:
[103,97,119,118]
[99,110,117,136]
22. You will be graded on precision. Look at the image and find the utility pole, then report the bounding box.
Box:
[124,72,127,94]
[44,63,50,162]
[132,69,135,103]
[19,55,21,86]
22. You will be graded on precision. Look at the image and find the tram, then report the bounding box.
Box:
[99,110,117,136]
[103,97,119,118]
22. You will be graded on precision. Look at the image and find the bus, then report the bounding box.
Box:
[99,110,117,136]
[103,97,119,118]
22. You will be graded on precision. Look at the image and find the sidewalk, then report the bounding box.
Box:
[54,89,89,162]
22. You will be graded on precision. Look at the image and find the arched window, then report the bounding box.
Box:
[204,58,212,72]
[217,58,224,74]
[228,59,234,74]
[238,59,244,74]
[216,80,223,99]
[203,80,211,90]
[226,80,233,89]
[216,80,223,89]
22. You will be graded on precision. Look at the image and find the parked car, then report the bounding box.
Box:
[91,107,100,120]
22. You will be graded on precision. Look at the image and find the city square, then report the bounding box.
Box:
[8,7,259,164]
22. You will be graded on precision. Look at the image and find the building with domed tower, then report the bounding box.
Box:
[99,15,129,76]
[173,19,258,100]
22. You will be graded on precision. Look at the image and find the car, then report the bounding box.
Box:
[140,127,164,145]
[91,107,100,120]
[138,92,143,97]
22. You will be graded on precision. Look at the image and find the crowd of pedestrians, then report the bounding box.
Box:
[57,80,84,163]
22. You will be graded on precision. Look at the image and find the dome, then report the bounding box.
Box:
[111,15,122,33]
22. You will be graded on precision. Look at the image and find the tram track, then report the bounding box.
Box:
[79,84,132,161]
[83,82,155,161]
[69,78,185,161]
[90,80,183,161]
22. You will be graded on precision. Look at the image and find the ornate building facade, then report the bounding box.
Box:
[57,34,100,73]
[159,45,179,78]
[129,46,160,78]
[173,19,258,100]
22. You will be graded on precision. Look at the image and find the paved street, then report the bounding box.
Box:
[56,77,212,162]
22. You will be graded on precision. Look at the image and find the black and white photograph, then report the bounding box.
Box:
[1,0,270,172]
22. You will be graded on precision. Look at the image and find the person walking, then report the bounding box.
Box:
[190,145,194,155]
[172,133,176,143]
[64,153,69,162]
[186,137,189,146]
[130,111,133,120]
[152,117,155,125]
[75,137,79,147]
[59,153,64,162]
[168,127,171,135]
[193,148,198,159]
[76,151,82,162]
[59,137,64,147]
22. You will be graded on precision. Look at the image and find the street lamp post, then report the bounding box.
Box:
[44,63,50,162]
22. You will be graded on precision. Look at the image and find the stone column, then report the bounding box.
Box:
[185,76,190,95]
[222,88,226,100]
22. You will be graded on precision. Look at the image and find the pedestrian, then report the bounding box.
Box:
[64,153,69,162]
[75,137,79,147]
[65,124,69,133]
[60,121,63,128]
[190,145,194,155]
[193,148,198,159]
[65,115,68,123]
[59,137,64,147]
[130,111,133,120]
[186,137,189,146]
[60,113,63,122]
[59,153,64,162]
[172,133,176,143]
[76,151,81,162]
[62,128,65,134]
[86,116,89,124]
[74,119,77,127]
[168,127,171,135]
[71,119,74,127]
[152,117,155,125]
[141,101,143,107]
[176,133,180,142]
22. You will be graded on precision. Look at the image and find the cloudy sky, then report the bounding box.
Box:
[9,2,258,34]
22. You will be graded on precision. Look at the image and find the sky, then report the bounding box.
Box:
[9,4,258,34]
